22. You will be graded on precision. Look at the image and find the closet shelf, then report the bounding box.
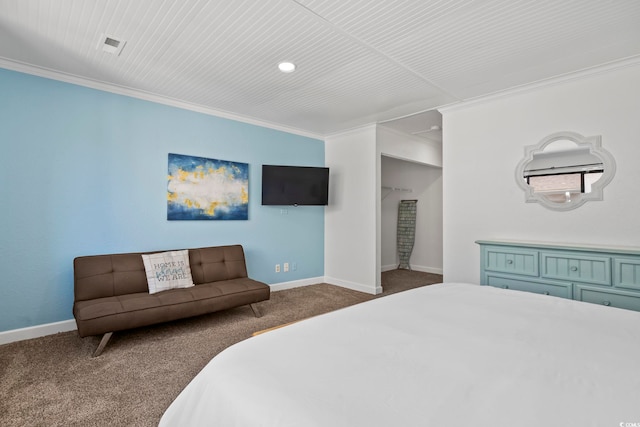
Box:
[382,186,413,200]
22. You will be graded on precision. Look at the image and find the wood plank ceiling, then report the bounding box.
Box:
[0,0,639,138]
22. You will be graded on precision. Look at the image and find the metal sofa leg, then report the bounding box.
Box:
[92,332,113,357]
[249,303,262,318]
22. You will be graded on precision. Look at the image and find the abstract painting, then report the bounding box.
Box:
[167,153,249,220]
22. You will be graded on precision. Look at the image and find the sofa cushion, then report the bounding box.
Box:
[189,245,248,283]
[74,253,150,301]
[141,250,195,294]
[73,278,270,337]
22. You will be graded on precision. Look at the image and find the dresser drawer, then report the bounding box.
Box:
[540,252,610,286]
[613,257,640,291]
[485,274,572,299]
[574,285,640,312]
[482,246,538,277]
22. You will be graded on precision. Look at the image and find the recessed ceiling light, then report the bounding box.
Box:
[278,62,296,73]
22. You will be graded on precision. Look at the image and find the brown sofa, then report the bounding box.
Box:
[73,244,270,356]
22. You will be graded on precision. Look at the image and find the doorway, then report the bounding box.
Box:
[380,155,443,276]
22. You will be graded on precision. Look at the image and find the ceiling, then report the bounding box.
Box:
[1,0,639,141]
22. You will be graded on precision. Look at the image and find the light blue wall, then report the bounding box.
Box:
[0,68,325,333]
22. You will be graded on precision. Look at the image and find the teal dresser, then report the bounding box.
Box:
[477,240,640,312]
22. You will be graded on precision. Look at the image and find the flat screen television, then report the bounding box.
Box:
[262,165,329,206]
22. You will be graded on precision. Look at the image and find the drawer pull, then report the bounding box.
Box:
[570,266,578,272]
[506,259,513,265]
[544,291,550,295]
[504,285,509,289]
[602,300,611,306]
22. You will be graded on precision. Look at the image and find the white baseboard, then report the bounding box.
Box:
[269,276,325,292]
[323,276,381,295]
[0,319,77,346]
[271,276,383,295]
[412,264,444,275]
[381,264,397,272]
[272,275,382,295]
[382,263,443,275]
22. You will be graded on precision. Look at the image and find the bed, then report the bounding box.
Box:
[159,283,640,426]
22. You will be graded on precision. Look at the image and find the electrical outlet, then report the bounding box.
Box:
[292,262,297,271]
[275,264,280,273]
[284,262,289,272]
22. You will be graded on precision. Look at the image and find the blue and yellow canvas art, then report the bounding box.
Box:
[167,153,249,220]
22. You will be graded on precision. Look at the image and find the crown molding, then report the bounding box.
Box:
[439,56,640,114]
[0,57,324,141]
[324,122,378,140]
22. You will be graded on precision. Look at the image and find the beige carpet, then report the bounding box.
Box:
[0,270,442,427]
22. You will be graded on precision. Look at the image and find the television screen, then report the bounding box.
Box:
[262,165,329,206]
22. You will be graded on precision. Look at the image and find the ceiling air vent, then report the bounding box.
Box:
[97,33,126,56]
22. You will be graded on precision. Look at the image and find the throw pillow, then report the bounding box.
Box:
[141,250,195,294]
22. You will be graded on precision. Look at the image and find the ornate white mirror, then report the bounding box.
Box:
[515,131,615,211]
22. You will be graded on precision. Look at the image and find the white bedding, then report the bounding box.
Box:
[159,283,640,426]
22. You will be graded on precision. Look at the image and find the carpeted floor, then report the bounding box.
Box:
[0,270,442,427]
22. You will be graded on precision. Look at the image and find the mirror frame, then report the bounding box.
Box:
[515,131,616,211]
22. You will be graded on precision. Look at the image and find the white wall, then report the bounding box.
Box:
[324,123,444,294]
[381,156,443,273]
[441,62,640,284]
[325,125,379,294]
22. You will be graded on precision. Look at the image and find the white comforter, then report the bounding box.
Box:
[159,283,640,426]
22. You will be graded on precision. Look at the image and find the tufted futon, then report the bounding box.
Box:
[73,244,270,356]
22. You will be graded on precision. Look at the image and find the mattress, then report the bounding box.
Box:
[159,283,640,426]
